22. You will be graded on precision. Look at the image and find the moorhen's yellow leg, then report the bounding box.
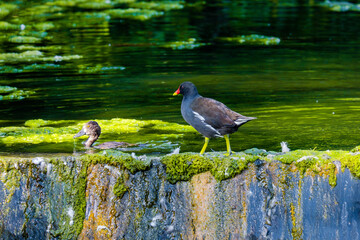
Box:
[200,137,210,155]
[224,134,233,156]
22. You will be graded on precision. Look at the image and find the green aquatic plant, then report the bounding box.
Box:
[33,22,56,31]
[0,21,18,30]
[0,85,34,101]
[218,34,281,45]
[46,0,77,7]
[106,8,164,21]
[319,1,360,12]
[0,4,18,19]
[113,0,136,3]
[77,2,114,10]
[162,38,209,50]
[41,55,83,62]
[0,50,43,63]
[8,36,42,44]
[0,118,194,149]
[128,1,184,11]
[77,64,126,74]
[0,86,17,94]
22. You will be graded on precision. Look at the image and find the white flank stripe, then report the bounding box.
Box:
[193,111,205,121]
[193,111,221,136]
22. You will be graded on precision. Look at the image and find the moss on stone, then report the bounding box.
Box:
[81,151,150,174]
[113,177,129,198]
[162,152,261,183]
[211,153,258,181]
[161,153,212,183]
[340,153,360,179]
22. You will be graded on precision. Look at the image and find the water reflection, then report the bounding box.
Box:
[0,0,359,153]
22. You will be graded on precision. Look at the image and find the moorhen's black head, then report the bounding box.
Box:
[173,81,199,97]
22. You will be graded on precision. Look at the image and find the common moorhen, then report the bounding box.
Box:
[173,82,256,155]
[73,121,137,149]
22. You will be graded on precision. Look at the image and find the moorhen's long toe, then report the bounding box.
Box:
[173,81,256,155]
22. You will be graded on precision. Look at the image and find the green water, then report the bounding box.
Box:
[1,0,360,154]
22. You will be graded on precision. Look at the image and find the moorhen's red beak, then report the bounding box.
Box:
[173,87,180,96]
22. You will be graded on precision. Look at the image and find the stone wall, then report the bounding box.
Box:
[0,154,360,239]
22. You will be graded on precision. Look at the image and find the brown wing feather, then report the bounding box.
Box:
[190,97,236,129]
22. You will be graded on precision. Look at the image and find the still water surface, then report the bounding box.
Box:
[1,0,359,153]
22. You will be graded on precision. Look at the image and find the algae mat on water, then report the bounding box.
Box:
[0,118,195,153]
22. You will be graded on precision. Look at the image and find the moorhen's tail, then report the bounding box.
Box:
[234,116,256,127]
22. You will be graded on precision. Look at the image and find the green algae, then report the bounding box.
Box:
[106,8,164,21]
[41,54,83,62]
[128,1,184,11]
[46,0,77,7]
[0,50,43,63]
[113,0,136,3]
[25,119,49,128]
[78,64,126,74]
[319,1,360,12]
[0,118,195,149]
[8,36,42,44]
[33,22,56,31]
[0,21,18,30]
[0,4,18,19]
[77,2,114,10]
[0,86,17,94]
[162,38,209,50]
[0,86,34,101]
[218,34,281,46]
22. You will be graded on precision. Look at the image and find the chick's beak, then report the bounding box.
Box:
[73,128,86,138]
[173,87,180,96]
